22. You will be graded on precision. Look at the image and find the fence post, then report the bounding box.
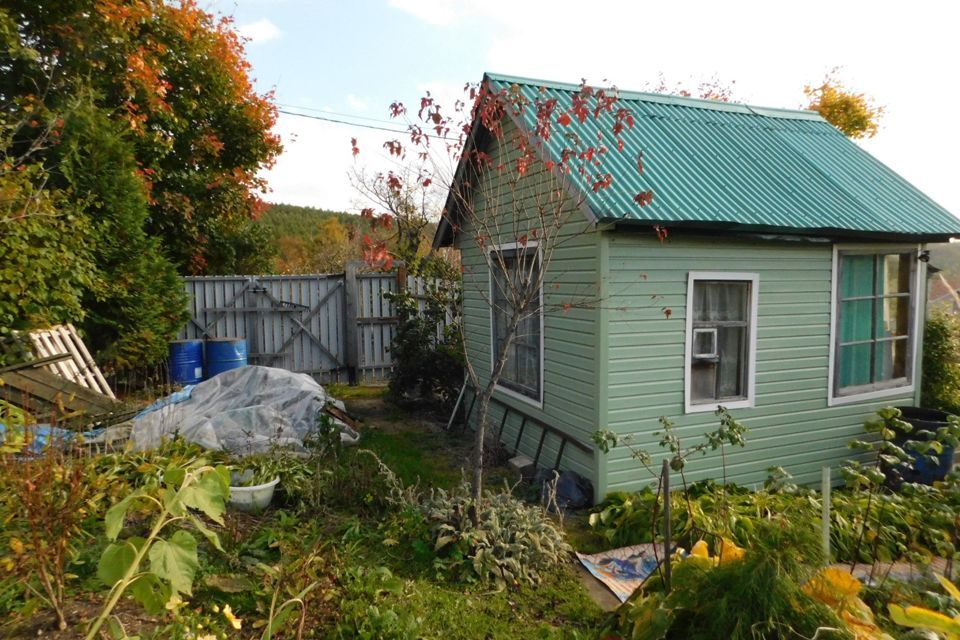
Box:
[662,459,672,593]
[344,262,359,384]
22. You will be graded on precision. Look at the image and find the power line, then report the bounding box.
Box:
[277,108,410,135]
[276,108,461,142]
[276,103,399,126]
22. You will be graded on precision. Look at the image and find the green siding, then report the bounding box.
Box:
[600,233,927,492]
[457,119,601,487]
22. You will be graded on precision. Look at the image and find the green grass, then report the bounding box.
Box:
[327,383,389,400]
[361,427,464,489]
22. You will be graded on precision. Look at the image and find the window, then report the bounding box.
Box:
[491,246,542,403]
[833,249,916,400]
[685,273,758,413]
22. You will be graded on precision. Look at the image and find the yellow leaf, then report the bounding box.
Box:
[936,574,960,603]
[718,538,745,564]
[690,540,710,559]
[888,604,960,638]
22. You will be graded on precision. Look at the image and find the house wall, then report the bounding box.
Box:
[598,232,927,496]
[457,120,602,487]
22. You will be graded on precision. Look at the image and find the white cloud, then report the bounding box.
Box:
[388,0,461,26]
[237,18,282,45]
[346,94,369,111]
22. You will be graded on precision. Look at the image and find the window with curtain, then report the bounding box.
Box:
[835,251,914,396]
[491,247,541,401]
[688,277,755,406]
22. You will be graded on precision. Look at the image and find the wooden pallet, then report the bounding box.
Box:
[0,365,126,428]
[28,324,115,399]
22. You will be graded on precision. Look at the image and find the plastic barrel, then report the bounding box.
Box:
[168,340,204,385]
[205,338,248,379]
[893,406,955,484]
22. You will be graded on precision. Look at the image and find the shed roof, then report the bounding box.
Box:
[437,72,960,244]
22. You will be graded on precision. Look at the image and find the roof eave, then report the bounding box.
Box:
[601,217,960,244]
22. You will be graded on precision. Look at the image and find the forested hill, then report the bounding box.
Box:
[257,203,358,240]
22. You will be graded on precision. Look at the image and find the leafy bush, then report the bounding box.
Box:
[606,521,848,640]
[922,311,960,415]
[416,483,571,587]
[386,279,463,413]
[590,472,960,566]
[0,439,102,630]
[335,566,422,640]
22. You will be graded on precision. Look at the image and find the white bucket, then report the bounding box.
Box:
[228,471,280,513]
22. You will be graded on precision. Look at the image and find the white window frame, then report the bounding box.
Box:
[827,244,922,406]
[684,271,759,414]
[489,241,544,408]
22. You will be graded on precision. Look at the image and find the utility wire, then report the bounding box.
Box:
[276,103,399,126]
[277,108,460,142]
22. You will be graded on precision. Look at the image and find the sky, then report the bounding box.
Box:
[211,0,960,217]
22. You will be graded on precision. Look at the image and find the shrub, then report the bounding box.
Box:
[417,483,571,587]
[607,521,847,640]
[385,279,463,413]
[922,312,960,415]
[0,439,103,630]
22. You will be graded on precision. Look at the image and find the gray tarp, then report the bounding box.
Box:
[130,365,358,453]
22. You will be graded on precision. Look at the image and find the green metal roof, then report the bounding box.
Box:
[470,72,960,240]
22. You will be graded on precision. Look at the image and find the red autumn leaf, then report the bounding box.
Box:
[557,112,572,126]
[518,234,528,247]
[562,302,572,314]
[422,178,432,187]
[592,173,613,192]
[662,307,672,319]
[634,191,654,207]
[350,137,360,157]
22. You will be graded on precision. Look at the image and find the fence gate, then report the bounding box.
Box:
[180,266,451,384]
[179,275,348,382]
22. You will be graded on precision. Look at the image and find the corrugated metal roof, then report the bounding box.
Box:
[482,72,960,238]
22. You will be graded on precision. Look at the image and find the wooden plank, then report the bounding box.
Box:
[46,329,83,384]
[64,324,115,398]
[1,368,120,416]
[53,326,99,391]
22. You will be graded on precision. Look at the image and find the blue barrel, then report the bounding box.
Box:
[168,340,204,385]
[205,338,248,379]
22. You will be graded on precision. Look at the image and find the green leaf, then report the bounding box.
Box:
[180,467,229,525]
[104,492,140,541]
[148,530,198,596]
[163,465,186,488]
[189,514,223,552]
[98,537,145,587]
[129,573,171,615]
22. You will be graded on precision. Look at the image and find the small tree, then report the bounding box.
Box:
[355,79,652,506]
[804,69,884,139]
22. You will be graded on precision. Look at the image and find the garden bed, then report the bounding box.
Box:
[0,387,603,639]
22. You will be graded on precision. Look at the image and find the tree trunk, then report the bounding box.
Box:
[469,311,523,516]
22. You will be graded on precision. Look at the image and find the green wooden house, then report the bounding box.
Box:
[434,72,960,500]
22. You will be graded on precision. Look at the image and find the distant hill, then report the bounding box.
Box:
[257,203,360,240]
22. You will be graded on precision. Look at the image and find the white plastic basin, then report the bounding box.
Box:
[228,471,280,513]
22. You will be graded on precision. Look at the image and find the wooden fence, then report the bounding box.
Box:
[178,264,452,383]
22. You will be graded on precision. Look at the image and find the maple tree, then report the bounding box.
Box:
[355,79,653,505]
[1,0,281,274]
[0,1,278,368]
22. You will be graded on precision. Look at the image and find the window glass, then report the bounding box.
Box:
[491,248,541,400]
[689,279,752,405]
[836,251,914,396]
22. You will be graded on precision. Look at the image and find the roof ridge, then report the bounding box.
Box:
[483,71,826,123]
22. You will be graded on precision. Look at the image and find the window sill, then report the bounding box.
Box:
[828,381,914,407]
[494,383,543,410]
[685,397,753,414]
